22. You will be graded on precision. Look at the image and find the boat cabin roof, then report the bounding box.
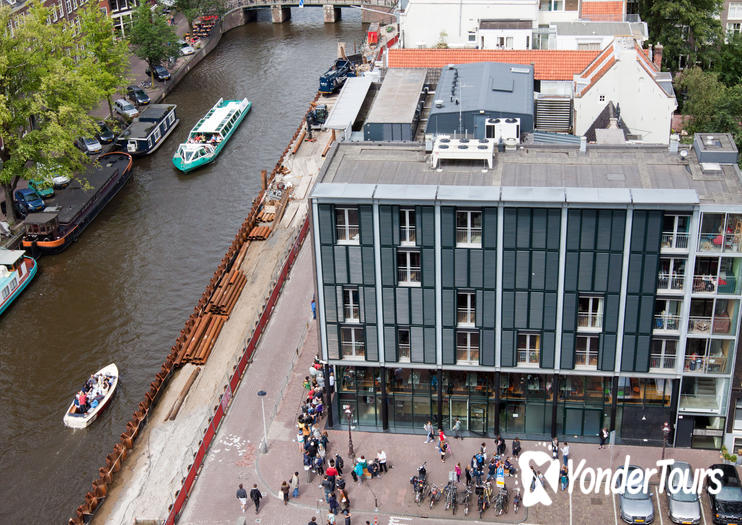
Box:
[24,212,59,225]
[0,249,25,267]
[193,100,245,134]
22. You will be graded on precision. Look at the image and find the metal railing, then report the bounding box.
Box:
[692,275,717,293]
[336,225,359,243]
[661,232,689,250]
[516,349,539,366]
[657,272,684,291]
[577,312,603,330]
[654,314,680,331]
[400,226,416,245]
[688,316,713,333]
[397,267,421,284]
[574,350,598,367]
[341,342,365,359]
[649,354,676,369]
[697,233,742,252]
[457,309,475,326]
[456,228,482,246]
[684,355,728,373]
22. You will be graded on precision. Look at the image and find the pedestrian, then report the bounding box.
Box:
[487,458,496,480]
[329,371,336,393]
[599,428,609,449]
[236,483,248,513]
[339,488,350,514]
[452,417,463,440]
[326,460,338,490]
[438,427,447,444]
[561,442,569,466]
[455,462,462,482]
[560,466,569,491]
[335,453,344,475]
[249,483,262,514]
[439,440,448,462]
[377,449,387,473]
[551,437,559,460]
[328,492,340,515]
[327,511,336,525]
[321,475,333,502]
[512,437,522,458]
[424,420,434,443]
[496,435,506,456]
[311,298,316,319]
[290,471,300,498]
[336,474,346,491]
[344,512,352,525]
[308,517,318,525]
[479,442,487,461]
[465,464,472,485]
[280,480,290,505]
[303,376,312,390]
[353,460,363,482]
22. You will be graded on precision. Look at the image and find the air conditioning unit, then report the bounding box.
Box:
[485,118,501,140]
[500,118,521,143]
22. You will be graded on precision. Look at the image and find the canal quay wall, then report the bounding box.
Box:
[66,10,348,525]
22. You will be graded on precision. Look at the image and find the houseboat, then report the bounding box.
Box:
[115,104,179,157]
[0,249,37,316]
[172,98,251,173]
[21,152,133,255]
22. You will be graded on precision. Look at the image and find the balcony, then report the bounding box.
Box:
[577,312,603,331]
[657,273,684,293]
[654,314,680,332]
[683,355,729,374]
[661,232,689,251]
[688,316,713,334]
[649,354,676,370]
[688,315,734,335]
[692,275,717,294]
[699,233,742,253]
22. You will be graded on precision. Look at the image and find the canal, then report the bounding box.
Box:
[0,8,365,523]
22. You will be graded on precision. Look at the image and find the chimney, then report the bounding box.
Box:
[579,136,587,153]
[669,134,679,153]
[653,44,663,70]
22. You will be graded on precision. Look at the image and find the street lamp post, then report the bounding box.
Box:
[661,421,671,460]
[258,390,268,453]
[343,405,355,459]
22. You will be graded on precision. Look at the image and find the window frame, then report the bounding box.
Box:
[343,287,360,323]
[335,206,360,245]
[577,296,604,332]
[397,249,421,286]
[517,332,540,367]
[729,2,742,19]
[456,330,480,364]
[340,326,365,360]
[457,291,476,327]
[399,208,416,246]
[650,338,677,370]
[455,209,483,248]
[574,335,599,368]
[398,327,411,363]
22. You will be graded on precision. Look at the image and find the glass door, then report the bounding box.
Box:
[470,400,488,435]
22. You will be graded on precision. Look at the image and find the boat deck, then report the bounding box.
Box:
[33,153,132,225]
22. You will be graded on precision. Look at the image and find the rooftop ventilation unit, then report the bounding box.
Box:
[435,99,444,108]
[431,137,495,169]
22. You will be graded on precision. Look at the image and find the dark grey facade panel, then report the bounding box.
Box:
[631,211,646,251]
[578,252,594,291]
[544,293,557,330]
[529,292,544,329]
[318,204,334,245]
[639,295,655,334]
[562,293,577,331]
[424,327,436,364]
[483,290,496,329]
[362,247,376,285]
[476,290,484,327]
[358,287,366,322]
[327,324,340,359]
[481,329,495,366]
[503,251,516,287]
[424,288,436,325]
[627,253,643,294]
[381,247,395,286]
[502,291,514,329]
[644,211,662,252]
[503,210,517,249]
[366,326,378,361]
[336,286,345,323]
[531,251,546,290]
[383,288,395,325]
[542,331,555,369]
[515,291,528,327]
[442,249,454,288]
[642,254,658,291]
[470,249,484,288]
[635,335,651,372]
[484,249,497,288]
[547,209,561,249]
[624,295,639,333]
[360,205,374,246]
[411,288,424,325]
[546,252,559,291]
[567,210,581,251]
[594,252,609,292]
[599,334,616,371]
[621,334,636,371]
[364,285,376,322]
[517,209,531,249]
[321,245,335,284]
[483,208,498,248]
[561,331,575,369]
[421,206,435,247]
[442,328,455,364]
[455,249,469,288]
[396,287,410,325]
[348,246,363,284]
[515,250,530,289]
[324,285,337,323]
[442,288,455,327]
[392,206,400,246]
[580,210,597,250]
[423,248,436,288]
[379,206,393,246]
[610,212,626,251]
[605,294,620,332]
[384,326,396,362]
[334,246,348,283]
[564,252,579,292]
[501,330,515,367]
[441,207,455,248]
[531,208,547,249]
[608,253,623,293]
[412,326,425,362]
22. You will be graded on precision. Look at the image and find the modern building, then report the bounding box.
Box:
[310,132,742,450]
[363,69,428,142]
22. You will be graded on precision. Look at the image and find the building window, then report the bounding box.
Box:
[577,296,603,331]
[343,287,360,323]
[397,250,421,286]
[662,214,691,250]
[650,339,677,370]
[340,327,365,359]
[729,2,742,19]
[456,210,482,247]
[457,291,475,327]
[578,42,602,51]
[456,331,480,364]
[729,22,742,35]
[398,328,411,362]
[468,32,476,42]
[400,208,416,246]
[575,335,599,368]
[65,0,72,14]
[335,207,359,244]
[517,333,540,366]
[539,0,564,11]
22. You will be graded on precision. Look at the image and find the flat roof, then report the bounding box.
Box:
[365,69,427,125]
[0,249,25,266]
[554,21,647,39]
[314,142,742,205]
[324,77,373,131]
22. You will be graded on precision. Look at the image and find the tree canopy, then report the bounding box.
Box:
[0,0,123,223]
[713,32,742,87]
[638,0,723,71]
[129,3,178,84]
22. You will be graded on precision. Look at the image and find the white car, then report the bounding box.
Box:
[114,98,139,119]
[178,39,195,56]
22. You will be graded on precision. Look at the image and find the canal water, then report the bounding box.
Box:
[0,8,365,523]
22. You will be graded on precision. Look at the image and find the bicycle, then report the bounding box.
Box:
[462,485,472,516]
[429,484,442,509]
[444,481,455,510]
[140,79,152,88]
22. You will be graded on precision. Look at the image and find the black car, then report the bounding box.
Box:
[96,121,115,144]
[708,464,742,524]
[145,64,171,82]
[126,85,150,105]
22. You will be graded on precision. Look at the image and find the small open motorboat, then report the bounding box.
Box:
[63,363,118,429]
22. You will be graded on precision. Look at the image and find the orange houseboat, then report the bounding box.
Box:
[22,152,133,255]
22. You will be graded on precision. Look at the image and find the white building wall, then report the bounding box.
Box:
[574,57,677,144]
[554,33,617,50]
[478,28,532,49]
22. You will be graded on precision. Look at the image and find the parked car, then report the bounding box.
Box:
[114,98,139,119]
[667,461,701,524]
[28,179,54,199]
[708,463,742,525]
[126,85,150,105]
[14,188,45,217]
[36,161,70,189]
[177,39,195,55]
[96,121,115,144]
[617,465,655,524]
[145,64,171,81]
[76,136,102,155]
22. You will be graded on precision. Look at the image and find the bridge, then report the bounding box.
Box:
[223,0,398,24]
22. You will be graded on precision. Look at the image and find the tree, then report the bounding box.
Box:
[79,4,131,118]
[174,0,225,33]
[639,0,723,71]
[0,0,106,224]
[129,3,178,86]
[714,32,742,86]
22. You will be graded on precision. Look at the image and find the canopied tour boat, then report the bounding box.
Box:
[0,249,37,316]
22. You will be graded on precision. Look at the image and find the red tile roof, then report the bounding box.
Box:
[580,1,625,22]
[387,49,601,81]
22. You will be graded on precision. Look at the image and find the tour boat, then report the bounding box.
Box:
[63,363,119,429]
[172,98,251,173]
[0,249,37,316]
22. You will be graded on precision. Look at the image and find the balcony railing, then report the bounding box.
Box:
[684,355,728,374]
[400,226,416,245]
[336,225,360,243]
[456,228,483,247]
[341,342,365,359]
[577,312,603,330]
[699,233,742,252]
[397,267,421,285]
[657,273,684,291]
[516,349,540,366]
[654,314,681,331]
[692,275,717,293]
[661,232,690,250]
[457,310,475,326]
[650,354,676,369]
[575,351,598,367]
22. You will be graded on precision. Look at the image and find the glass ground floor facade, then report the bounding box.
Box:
[332,366,694,447]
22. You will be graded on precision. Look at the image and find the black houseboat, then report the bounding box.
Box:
[116,104,179,157]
